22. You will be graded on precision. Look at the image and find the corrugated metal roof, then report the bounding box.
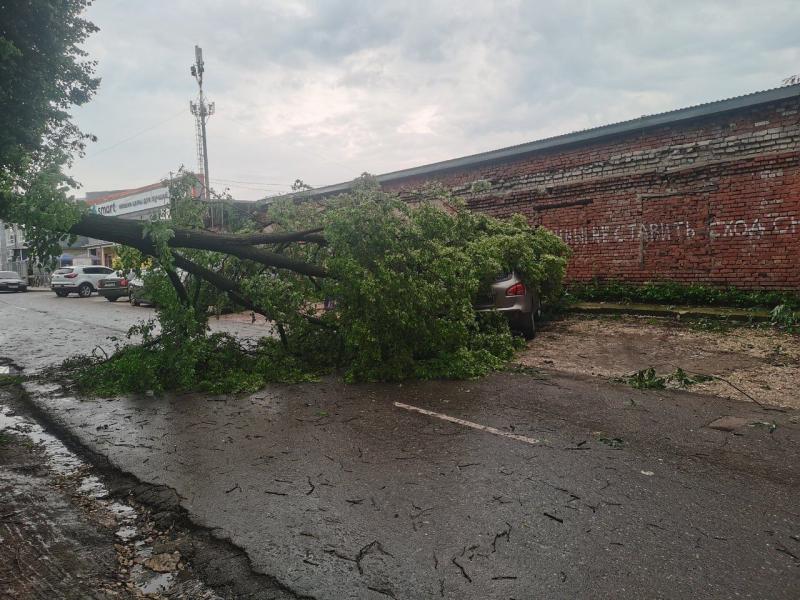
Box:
[279,83,800,201]
[83,181,164,206]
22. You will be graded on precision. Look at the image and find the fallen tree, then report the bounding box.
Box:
[9,174,571,392]
[1,1,572,393]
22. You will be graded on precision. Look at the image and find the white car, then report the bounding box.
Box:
[51,265,115,298]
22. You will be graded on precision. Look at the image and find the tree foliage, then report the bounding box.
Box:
[68,176,571,393]
[0,0,99,260]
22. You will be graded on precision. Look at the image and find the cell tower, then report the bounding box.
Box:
[189,46,216,221]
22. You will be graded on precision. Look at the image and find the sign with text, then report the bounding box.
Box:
[90,186,170,217]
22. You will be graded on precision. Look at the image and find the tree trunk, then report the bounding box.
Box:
[67,213,327,277]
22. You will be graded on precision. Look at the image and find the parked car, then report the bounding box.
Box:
[0,271,27,292]
[128,274,154,306]
[97,272,130,302]
[474,272,540,339]
[128,269,190,307]
[51,265,115,297]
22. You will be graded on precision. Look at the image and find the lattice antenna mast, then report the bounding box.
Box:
[189,46,216,222]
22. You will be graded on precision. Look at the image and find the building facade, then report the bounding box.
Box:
[298,84,800,291]
[61,178,203,267]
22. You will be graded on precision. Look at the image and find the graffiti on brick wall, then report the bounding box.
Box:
[553,214,800,245]
[708,215,800,238]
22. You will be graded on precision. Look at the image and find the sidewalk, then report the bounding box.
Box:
[569,301,772,321]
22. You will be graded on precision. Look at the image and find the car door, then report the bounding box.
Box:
[84,266,109,288]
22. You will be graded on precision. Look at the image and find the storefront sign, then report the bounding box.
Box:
[91,186,170,217]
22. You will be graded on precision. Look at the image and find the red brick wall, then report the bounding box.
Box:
[385,97,800,290]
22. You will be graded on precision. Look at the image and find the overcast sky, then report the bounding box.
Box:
[67,0,800,201]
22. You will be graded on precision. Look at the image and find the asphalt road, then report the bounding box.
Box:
[0,290,272,371]
[2,291,800,598]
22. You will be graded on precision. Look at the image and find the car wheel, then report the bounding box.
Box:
[55,290,68,297]
[106,296,119,302]
[131,296,140,306]
[519,312,536,340]
[78,282,93,298]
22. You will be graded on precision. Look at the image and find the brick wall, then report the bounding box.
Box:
[384,97,800,290]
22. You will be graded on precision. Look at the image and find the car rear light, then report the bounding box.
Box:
[64,272,78,279]
[121,278,128,287]
[505,282,526,296]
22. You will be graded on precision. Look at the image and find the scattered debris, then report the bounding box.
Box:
[451,553,472,583]
[543,512,564,523]
[751,421,778,433]
[144,551,181,573]
[615,367,713,390]
[491,522,512,553]
[597,436,625,449]
[367,585,398,598]
[356,540,393,575]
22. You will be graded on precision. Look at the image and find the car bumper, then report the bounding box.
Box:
[475,296,532,314]
[51,284,78,292]
[98,288,129,299]
[0,284,24,291]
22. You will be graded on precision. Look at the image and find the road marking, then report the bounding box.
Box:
[14,306,27,311]
[64,318,82,325]
[393,402,542,446]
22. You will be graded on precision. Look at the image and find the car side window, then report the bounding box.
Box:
[84,267,98,274]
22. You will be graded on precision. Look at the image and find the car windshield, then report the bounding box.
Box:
[0,271,19,278]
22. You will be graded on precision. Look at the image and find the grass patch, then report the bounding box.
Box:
[0,374,23,387]
[568,280,799,310]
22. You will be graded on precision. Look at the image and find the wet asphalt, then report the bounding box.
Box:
[0,290,271,372]
[2,291,800,598]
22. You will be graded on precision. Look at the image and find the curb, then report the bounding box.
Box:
[568,302,772,322]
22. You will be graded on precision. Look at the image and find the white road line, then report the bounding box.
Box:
[14,306,27,311]
[393,402,542,446]
[64,318,82,325]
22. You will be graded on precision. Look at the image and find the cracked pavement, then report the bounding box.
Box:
[2,292,800,598]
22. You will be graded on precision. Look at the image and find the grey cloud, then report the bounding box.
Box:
[68,1,800,200]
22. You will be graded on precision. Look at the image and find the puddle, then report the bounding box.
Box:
[116,525,139,541]
[110,501,137,520]
[0,391,218,598]
[131,566,177,595]
[0,405,83,475]
[77,475,109,499]
[0,401,158,594]
[0,361,22,375]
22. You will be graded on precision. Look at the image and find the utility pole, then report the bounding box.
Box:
[190,45,217,227]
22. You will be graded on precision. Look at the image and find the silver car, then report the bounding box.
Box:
[0,271,27,293]
[475,273,540,339]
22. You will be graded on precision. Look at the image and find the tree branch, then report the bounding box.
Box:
[67,213,328,277]
[165,268,189,306]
